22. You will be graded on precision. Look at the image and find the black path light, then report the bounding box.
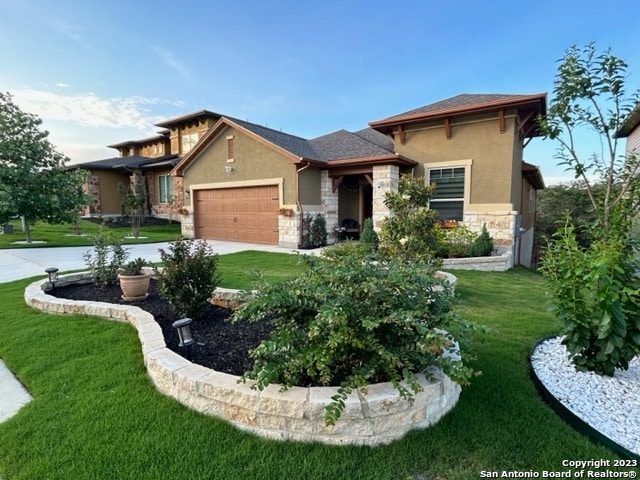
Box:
[172,318,195,359]
[44,267,59,292]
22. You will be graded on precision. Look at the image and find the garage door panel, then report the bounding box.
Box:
[194,185,279,245]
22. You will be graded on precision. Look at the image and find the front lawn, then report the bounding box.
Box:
[0,218,182,248]
[0,260,620,479]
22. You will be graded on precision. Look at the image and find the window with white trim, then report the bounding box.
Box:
[428,166,465,221]
[158,175,174,204]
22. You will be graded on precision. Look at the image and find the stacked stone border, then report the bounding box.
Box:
[24,272,461,446]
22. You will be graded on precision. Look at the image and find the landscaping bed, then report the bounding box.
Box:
[52,280,271,376]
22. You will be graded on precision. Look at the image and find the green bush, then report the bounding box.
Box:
[322,240,374,260]
[540,219,640,375]
[302,213,327,248]
[233,254,475,424]
[155,239,220,320]
[469,224,494,257]
[377,175,440,263]
[83,225,128,286]
[434,224,477,258]
[359,217,378,249]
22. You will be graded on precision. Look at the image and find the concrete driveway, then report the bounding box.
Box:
[0,240,306,284]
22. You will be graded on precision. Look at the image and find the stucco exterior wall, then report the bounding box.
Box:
[86,169,130,215]
[179,126,298,207]
[298,167,322,206]
[395,112,519,206]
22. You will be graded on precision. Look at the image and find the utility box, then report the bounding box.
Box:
[1,224,14,234]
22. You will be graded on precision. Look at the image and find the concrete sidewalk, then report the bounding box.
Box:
[0,239,312,425]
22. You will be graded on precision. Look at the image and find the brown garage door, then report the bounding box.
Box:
[193,185,279,245]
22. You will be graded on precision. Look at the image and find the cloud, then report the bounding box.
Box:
[150,46,191,79]
[10,88,169,133]
[55,83,71,88]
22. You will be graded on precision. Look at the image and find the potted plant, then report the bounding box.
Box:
[118,257,151,301]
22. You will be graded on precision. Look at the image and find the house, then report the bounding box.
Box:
[615,103,640,157]
[77,93,547,267]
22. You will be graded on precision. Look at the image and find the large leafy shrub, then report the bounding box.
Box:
[301,213,327,248]
[83,225,128,286]
[233,252,475,424]
[155,239,220,320]
[540,219,640,376]
[377,174,439,263]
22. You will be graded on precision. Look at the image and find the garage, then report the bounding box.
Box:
[193,185,280,245]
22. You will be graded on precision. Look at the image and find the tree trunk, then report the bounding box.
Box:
[24,218,32,243]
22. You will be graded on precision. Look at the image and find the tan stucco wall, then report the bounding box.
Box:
[180,126,298,206]
[395,112,519,207]
[91,170,130,215]
[298,167,322,206]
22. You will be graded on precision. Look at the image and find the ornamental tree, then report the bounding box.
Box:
[0,92,90,243]
[538,44,640,375]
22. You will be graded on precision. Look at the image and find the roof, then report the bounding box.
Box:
[522,161,545,190]
[107,133,169,149]
[73,154,179,170]
[154,110,224,129]
[171,117,414,176]
[309,129,395,161]
[615,103,640,138]
[369,93,547,137]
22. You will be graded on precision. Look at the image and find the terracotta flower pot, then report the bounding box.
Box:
[118,273,151,301]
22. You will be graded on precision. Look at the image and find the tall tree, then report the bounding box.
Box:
[0,92,89,243]
[538,44,640,376]
[538,43,640,235]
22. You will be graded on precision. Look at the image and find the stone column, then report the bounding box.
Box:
[320,171,339,243]
[372,165,399,232]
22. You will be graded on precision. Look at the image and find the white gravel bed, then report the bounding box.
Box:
[531,336,640,456]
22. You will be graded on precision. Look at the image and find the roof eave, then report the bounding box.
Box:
[369,93,547,133]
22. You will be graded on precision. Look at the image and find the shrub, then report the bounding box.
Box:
[310,213,327,247]
[322,240,373,260]
[540,219,640,376]
[119,257,149,276]
[302,213,327,248]
[469,223,494,257]
[359,217,378,250]
[377,175,439,263]
[434,224,477,258]
[233,254,475,424]
[155,239,220,320]
[83,225,128,287]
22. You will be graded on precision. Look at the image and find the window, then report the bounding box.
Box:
[428,167,465,220]
[181,133,198,153]
[158,175,174,204]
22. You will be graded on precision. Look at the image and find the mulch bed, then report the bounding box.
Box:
[52,280,272,376]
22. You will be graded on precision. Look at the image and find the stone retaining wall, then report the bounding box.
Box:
[442,250,512,272]
[24,273,461,446]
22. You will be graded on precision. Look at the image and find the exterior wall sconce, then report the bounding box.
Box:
[45,267,59,292]
[172,317,195,359]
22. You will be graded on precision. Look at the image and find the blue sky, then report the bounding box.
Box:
[1,0,639,185]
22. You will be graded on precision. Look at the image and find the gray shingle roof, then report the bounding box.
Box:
[373,93,542,124]
[309,129,394,161]
[230,119,395,162]
[73,154,179,170]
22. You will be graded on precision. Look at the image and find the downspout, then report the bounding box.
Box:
[296,160,312,248]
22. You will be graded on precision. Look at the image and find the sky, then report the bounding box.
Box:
[1,0,640,185]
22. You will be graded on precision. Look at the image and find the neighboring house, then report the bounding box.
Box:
[78,93,547,267]
[615,103,640,158]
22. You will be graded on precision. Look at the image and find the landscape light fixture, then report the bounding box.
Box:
[172,317,195,348]
[45,267,59,291]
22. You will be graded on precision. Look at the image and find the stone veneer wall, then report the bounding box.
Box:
[320,171,339,244]
[464,209,517,249]
[442,251,513,272]
[372,165,399,232]
[278,213,299,248]
[24,272,461,446]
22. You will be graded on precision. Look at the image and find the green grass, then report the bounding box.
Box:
[0,218,182,248]
[0,263,622,480]
[217,250,307,289]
